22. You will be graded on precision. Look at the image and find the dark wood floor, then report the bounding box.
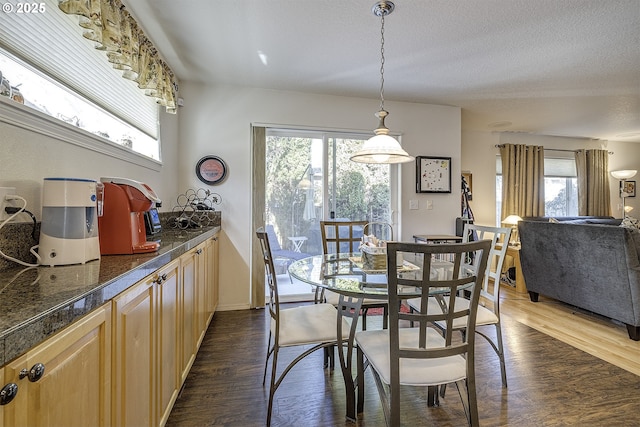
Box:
[166,306,640,427]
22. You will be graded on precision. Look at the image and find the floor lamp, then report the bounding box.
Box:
[610,169,637,218]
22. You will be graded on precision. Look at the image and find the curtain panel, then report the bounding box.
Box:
[575,149,612,216]
[500,144,545,219]
[251,126,266,308]
[58,0,178,113]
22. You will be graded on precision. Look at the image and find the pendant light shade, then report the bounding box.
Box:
[350,110,413,164]
[350,1,414,165]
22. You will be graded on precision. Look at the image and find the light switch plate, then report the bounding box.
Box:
[426,200,433,210]
[409,200,419,210]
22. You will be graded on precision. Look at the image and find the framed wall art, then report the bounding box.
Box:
[622,180,636,197]
[417,156,452,193]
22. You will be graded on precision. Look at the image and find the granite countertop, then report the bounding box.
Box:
[0,226,220,366]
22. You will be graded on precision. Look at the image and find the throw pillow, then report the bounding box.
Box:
[549,218,560,223]
[620,216,640,230]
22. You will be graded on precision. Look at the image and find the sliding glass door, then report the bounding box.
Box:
[265,129,395,299]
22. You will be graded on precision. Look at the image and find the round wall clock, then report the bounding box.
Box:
[196,155,228,185]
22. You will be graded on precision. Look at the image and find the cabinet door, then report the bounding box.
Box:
[180,248,198,383]
[0,304,111,427]
[156,259,180,427]
[195,242,208,346]
[206,235,219,318]
[112,279,155,427]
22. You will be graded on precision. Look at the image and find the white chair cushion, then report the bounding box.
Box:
[355,327,467,386]
[323,290,384,307]
[272,303,350,347]
[407,297,498,329]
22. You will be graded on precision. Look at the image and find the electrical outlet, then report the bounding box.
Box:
[0,187,17,221]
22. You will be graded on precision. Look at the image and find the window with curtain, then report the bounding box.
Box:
[496,156,578,223]
[0,0,172,163]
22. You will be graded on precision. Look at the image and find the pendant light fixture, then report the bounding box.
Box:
[351,1,414,164]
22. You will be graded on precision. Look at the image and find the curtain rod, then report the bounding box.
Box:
[494,144,613,155]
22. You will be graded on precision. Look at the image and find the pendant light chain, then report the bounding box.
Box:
[350,1,413,164]
[379,13,386,112]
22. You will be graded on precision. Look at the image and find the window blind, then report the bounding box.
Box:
[496,156,576,177]
[0,0,159,139]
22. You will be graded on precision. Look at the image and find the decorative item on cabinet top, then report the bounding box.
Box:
[169,188,221,229]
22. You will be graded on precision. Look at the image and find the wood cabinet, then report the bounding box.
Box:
[179,245,199,384]
[206,236,219,319]
[0,232,219,427]
[112,270,156,427]
[0,304,112,427]
[113,234,218,427]
[155,259,181,427]
[111,257,181,427]
[178,236,218,384]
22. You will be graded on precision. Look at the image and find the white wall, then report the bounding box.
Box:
[177,84,461,310]
[4,79,637,312]
[0,110,180,215]
[461,131,640,226]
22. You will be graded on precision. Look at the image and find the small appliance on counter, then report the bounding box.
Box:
[98,177,162,255]
[39,178,101,266]
[144,207,162,235]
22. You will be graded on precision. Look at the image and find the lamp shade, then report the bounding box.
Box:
[350,134,413,164]
[502,215,523,225]
[610,170,637,180]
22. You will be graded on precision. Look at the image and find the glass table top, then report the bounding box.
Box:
[287,252,456,299]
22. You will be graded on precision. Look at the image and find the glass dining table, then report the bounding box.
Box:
[288,252,456,422]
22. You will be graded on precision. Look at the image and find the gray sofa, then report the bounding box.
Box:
[518,217,640,340]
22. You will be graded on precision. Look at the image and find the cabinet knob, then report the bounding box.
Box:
[0,383,18,405]
[196,249,203,255]
[161,273,168,281]
[19,363,45,382]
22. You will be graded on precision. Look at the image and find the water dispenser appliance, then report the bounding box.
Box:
[38,178,102,266]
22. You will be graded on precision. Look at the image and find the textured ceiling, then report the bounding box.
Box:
[128,0,640,142]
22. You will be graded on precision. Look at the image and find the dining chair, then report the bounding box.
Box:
[319,220,388,330]
[256,228,351,427]
[407,223,512,388]
[355,239,491,426]
[319,219,367,254]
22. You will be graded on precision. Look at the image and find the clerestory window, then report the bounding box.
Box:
[0,0,168,164]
